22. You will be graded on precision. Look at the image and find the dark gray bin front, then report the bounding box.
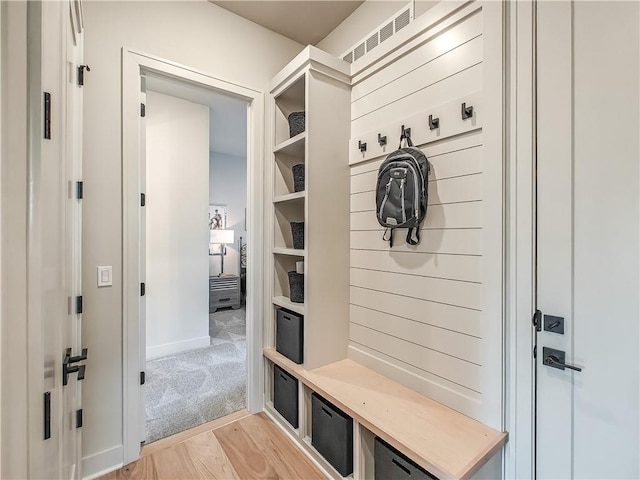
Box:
[375,437,438,480]
[311,393,353,477]
[273,364,299,429]
[276,308,304,364]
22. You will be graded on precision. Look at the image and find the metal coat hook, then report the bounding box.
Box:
[428,114,440,130]
[461,102,474,120]
[400,125,411,139]
[358,140,367,152]
[378,133,387,146]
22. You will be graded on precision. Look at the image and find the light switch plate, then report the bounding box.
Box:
[97,266,112,287]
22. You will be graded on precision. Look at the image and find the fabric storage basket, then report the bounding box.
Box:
[276,308,304,364]
[290,222,304,249]
[288,111,305,137]
[288,271,304,303]
[273,364,299,429]
[311,393,353,477]
[292,164,305,192]
[374,437,437,480]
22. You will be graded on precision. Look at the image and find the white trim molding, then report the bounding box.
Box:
[121,48,265,466]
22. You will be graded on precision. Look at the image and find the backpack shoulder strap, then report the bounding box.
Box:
[406,227,420,246]
[383,227,395,247]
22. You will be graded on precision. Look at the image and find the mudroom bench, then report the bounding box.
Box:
[264,347,508,480]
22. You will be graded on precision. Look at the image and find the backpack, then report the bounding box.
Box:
[375,129,430,247]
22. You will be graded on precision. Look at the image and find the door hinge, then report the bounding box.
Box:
[140,371,146,385]
[532,309,542,332]
[77,64,91,86]
[141,193,146,206]
[140,283,145,296]
[44,392,51,440]
[76,181,84,199]
[533,345,537,359]
[44,92,52,139]
[140,103,146,117]
[76,409,83,428]
[76,295,83,315]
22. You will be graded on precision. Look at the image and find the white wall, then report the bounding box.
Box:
[145,91,210,359]
[81,1,302,475]
[209,151,247,277]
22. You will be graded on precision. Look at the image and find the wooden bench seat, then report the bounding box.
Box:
[264,347,508,480]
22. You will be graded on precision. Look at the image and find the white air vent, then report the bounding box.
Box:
[340,4,414,65]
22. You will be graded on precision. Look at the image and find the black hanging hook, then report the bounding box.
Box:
[378,133,387,146]
[428,114,440,130]
[461,102,474,120]
[358,140,367,152]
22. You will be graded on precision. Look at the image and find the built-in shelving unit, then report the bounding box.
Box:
[265,46,353,479]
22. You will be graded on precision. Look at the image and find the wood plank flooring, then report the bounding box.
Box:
[101,411,325,480]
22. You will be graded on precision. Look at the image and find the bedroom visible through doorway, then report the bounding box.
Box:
[142,74,249,444]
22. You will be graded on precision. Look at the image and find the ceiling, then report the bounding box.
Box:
[145,74,247,158]
[210,1,364,45]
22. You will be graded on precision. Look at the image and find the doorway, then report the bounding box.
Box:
[139,76,250,443]
[122,50,265,464]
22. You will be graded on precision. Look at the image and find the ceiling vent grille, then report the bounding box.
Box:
[340,4,414,65]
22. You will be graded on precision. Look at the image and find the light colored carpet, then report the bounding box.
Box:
[144,307,246,443]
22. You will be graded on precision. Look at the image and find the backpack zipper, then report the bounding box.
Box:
[380,159,421,222]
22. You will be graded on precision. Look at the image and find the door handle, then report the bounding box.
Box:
[542,346,582,372]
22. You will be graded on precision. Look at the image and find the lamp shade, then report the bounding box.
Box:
[210,229,235,245]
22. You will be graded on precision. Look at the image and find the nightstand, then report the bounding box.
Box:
[209,274,241,313]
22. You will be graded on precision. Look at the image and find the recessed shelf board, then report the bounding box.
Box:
[273,247,306,257]
[274,191,306,204]
[274,131,306,156]
[273,296,305,315]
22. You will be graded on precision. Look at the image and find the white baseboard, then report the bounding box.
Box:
[82,445,123,480]
[146,335,210,359]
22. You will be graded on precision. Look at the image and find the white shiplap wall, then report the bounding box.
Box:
[347,1,504,428]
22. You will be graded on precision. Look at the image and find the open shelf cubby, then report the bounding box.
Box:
[274,197,305,250]
[274,75,306,146]
[273,253,305,308]
[274,133,306,197]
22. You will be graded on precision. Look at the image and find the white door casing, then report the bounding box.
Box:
[122,50,265,465]
[536,1,639,478]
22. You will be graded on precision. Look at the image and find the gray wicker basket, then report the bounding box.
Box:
[288,271,304,303]
[290,222,304,250]
[288,112,305,137]
[292,164,305,192]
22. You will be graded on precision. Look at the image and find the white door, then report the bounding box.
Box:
[536,1,639,478]
[139,79,147,446]
[28,1,84,478]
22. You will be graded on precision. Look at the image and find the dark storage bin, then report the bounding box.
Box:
[273,365,299,429]
[288,272,304,303]
[375,437,437,480]
[288,111,305,137]
[290,222,304,249]
[312,393,353,477]
[276,308,304,364]
[292,164,305,192]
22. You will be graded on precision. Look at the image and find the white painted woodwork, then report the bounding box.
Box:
[347,1,505,429]
[268,46,352,370]
[264,348,507,480]
[536,2,640,478]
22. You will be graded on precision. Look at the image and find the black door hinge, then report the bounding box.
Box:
[141,193,146,206]
[140,283,145,296]
[76,296,83,314]
[76,181,84,199]
[532,309,542,332]
[140,371,146,385]
[44,92,52,139]
[140,103,146,117]
[44,392,51,440]
[77,65,91,86]
[76,409,83,428]
[533,345,537,359]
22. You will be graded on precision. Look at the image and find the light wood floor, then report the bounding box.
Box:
[100,410,325,480]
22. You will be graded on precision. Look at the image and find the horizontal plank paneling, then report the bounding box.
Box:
[351,11,483,102]
[350,267,481,310]
[350,323,483,392]
[350,286,481,337]
[350,304,482,363]
[351,201,483,230]
[352,36,483,120]
[350,131,483,176]
[350,249,481,283]
[352,63,482,136]
[350,229,482,255]
[351,173,482,208]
